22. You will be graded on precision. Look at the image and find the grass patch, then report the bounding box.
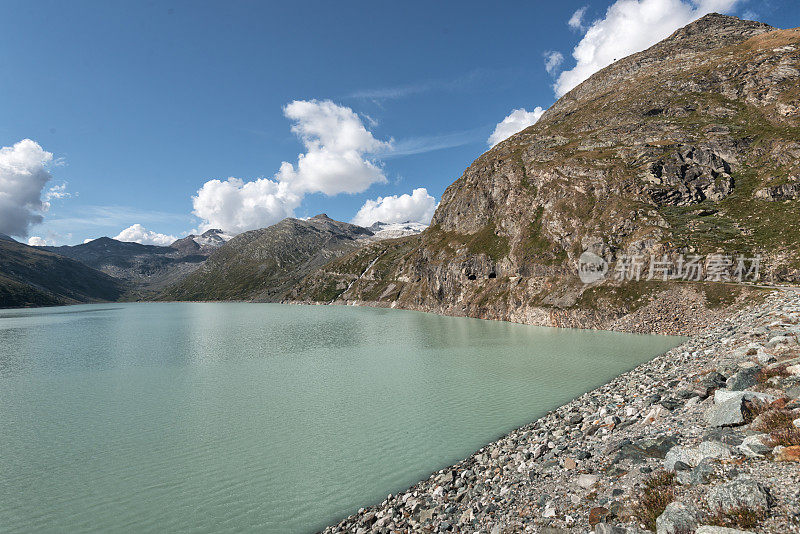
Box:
[751,409,796,432]
[705,506,768,530]
[464,224,510,261]
[756,364,792,385]
[701,283,742,308]
[520,207,567,265]
[630,471,676,532]
[576,281,661,312]
[768,428,800,447]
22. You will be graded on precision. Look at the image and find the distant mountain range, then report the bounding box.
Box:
[0,217,427,308]
[157,214,376,302]
[41,228,232,296]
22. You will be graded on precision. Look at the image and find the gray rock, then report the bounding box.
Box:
[656,501,701,534]
[612,435,679,464]
[705,397,745,427]
[738,434,773,457]
[713,390,777,405]
[706,479,772,513]
[696,526,756,533]
[665,441,733,470]
[690,458,716,484]
[594,524,628,534]
[725,366,760,391]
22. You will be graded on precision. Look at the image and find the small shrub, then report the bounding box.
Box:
[768,428,800,447]
[630,471,676,531]
[705,506,767,530]
[755,408,797,431]
[756,364,791,385]
[742,399,771,424]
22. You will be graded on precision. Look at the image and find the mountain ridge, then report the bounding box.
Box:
[289,14,800,334]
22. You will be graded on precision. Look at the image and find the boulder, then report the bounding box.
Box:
[737,434,774,457]
[655,501,701,534]
[725,365,760,391]
[705,398,746,427]
[696,527,756,534]
[713,390,776,404]
[706,479,771,513]
[665,441,732,470]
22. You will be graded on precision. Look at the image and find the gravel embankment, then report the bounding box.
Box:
[321,290,800,534]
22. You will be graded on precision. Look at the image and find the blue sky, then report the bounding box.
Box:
[2,0,798,245]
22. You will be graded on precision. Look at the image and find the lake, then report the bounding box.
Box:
[0,303,683,533]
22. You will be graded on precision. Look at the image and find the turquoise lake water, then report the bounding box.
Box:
[0,303,683,533]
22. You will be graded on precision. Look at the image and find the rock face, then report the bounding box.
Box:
[0,239,127,307]
[291,15,800,332]
[158,214,374,302]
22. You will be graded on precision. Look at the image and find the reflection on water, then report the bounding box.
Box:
[0,303,683,533]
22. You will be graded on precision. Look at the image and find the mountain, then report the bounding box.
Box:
[157,214,374,302]
[169,229,233,254]
[0,239,126,308]
[367,221,429,240]
[43,236,220,295]
[290,15,800,334]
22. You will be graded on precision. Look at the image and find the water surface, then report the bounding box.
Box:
[0,303,683,533]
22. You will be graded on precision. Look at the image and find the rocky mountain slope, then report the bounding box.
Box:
[157,214,375,302]
[290,14,800,334]
[0,239,126,307]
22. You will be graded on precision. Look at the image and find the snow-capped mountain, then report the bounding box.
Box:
[365,221,428,241]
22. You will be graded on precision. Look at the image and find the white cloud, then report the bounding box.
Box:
[487,107,545,147]
[114,224,178,246]
[554,0,740,97]
[544,51,565,75]
[276,99,391,195]
[193,100,392,233]
[28,236,47,246]
[0,139,54,238]
[352,188,438,227]
[569,6,589,30]
[44,183,70,201]
[192,177,301,234]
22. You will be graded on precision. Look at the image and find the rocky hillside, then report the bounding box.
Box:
[157,214,374,302]
[290,15,800,334]
[0,239,127,307]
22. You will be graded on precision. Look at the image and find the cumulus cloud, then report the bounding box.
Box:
[352,188,438,227]
[192,177,301,234]
[487,107,545,147]
[0,139,54,238]
[544,51,565,75]
[193,100,392,233]
[554,0,740,97]
[114,224,178,246]
[569,6,589,30]
[28,236,47,246]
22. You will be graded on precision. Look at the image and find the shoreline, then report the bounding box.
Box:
[319,289,800,533]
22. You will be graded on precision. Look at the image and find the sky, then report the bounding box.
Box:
[2,0,798,246]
